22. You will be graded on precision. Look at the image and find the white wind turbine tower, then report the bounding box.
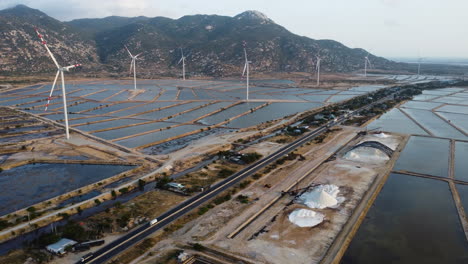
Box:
[417,57,425,77]
[242,41,251,101]
[178,48,187,80]
[125,45,143,90]
[315,55,322,86]
[364,54,372,77]
[35,28,81,140]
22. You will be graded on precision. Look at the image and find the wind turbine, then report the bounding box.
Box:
[178,48,187,80]
[242,41,251,101]
[125,45,143,90]
[417,57,425,77]
[315,55,322,86]
[364,54,372,77]
[35,28,81,140]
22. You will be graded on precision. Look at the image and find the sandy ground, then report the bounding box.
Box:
[145,131,406,264]
[152,130,259,173]
[130,127,360,263]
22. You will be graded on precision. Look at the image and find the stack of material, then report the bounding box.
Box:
[298,184,343,209]
[288,209,325,227]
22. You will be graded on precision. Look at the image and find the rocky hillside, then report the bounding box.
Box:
[0,5,100,75]
[1,5,401,77]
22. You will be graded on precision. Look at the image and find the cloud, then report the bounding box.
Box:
[380,0,401,8]
[384,19,400,27]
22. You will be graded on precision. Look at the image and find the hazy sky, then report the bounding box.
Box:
[1,0,467,58]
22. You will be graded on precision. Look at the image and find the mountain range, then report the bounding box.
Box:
[0,4,401,77]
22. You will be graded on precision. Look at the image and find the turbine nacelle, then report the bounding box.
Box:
[61,64,82,72]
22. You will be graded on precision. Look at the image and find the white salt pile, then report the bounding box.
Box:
[343,146,389,164]
[288,209,325,227]
[374,132,389,138]
[298,184,344,209]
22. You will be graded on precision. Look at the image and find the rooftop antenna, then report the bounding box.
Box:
[242,41,251,101]
[125,45,143,90]
[35,27,81,140]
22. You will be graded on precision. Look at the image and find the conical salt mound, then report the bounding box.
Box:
[300,189,338,209]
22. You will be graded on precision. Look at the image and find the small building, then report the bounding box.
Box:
[46,238,77,255]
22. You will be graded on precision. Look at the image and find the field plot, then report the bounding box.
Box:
[355,86,468,264]
[0,107,150,221]
[369,86,468,140]
[0,163,135,216]
[1,79,383,152]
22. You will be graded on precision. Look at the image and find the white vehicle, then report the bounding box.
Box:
[150,219,158,225]
[80,252,94,263]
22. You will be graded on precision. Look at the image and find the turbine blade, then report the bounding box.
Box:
[45,70,60,111]
[34,28,60,69]
[135,52,143,57]
[242,63,247,77]
[244,48,248,62]
[124,45,133,57]
[63,64,82,71]
[178,57,183,65]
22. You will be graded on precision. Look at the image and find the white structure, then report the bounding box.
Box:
[364,54,372,77]
[298,184,344,209]
[316,55,322,86]
[288,209,324,227]
[168,182,185,189]
[417,57,425,77]
[35,28,81,140]
[242,41,251,101]
[125,45,143,90]
[46,238,77,255]
[178,48,187,80]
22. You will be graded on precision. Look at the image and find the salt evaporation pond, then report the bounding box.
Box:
[367,108,429,136]
[401,108,467,140]
[92,121,176,140]
[436,105,468,115]
[288,209,325,227]
[341,173,468,264]
[457,184,468,216]
[226,102,321,128]
[400,101,443,110]
[455,141,468,182]
[0,163,135,216]
[394,136,449,177]
[74,118,148,132]
[436,112,468,134]
[115,124,204,148]
[199,102,262,126]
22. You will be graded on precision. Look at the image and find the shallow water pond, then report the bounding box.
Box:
[0,163,135,216]
[341,173,468,264]
[394,136,449,177]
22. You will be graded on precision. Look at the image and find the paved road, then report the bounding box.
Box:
[80,93,396,264]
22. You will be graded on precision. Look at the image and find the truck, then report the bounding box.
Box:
[150,219,158,225]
